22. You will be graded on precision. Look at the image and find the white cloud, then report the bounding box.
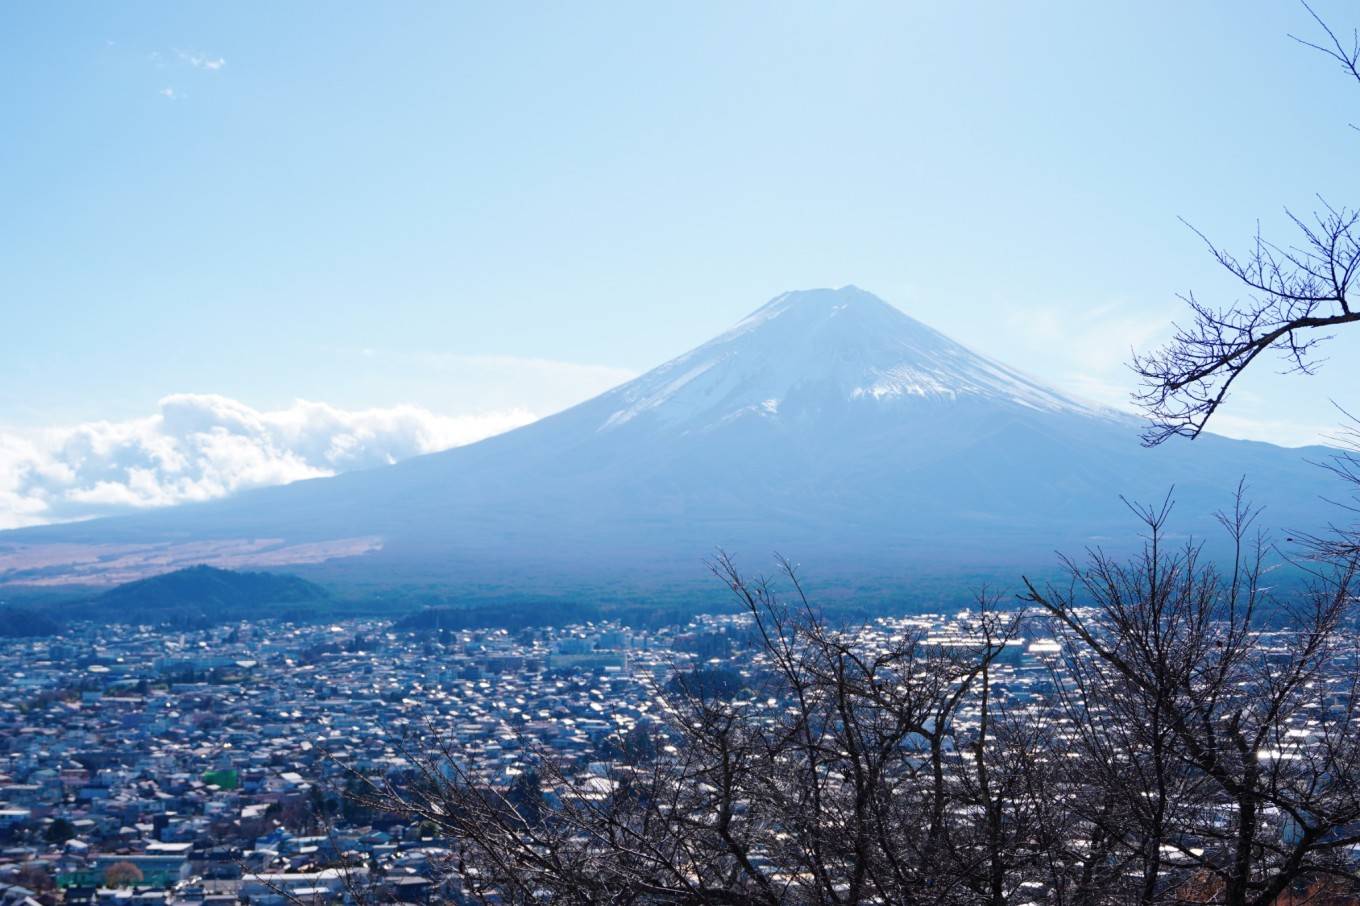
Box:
[967,299,1177,413]
[1200,412,1338,449]
[338,347,639,417]
[176,50,226,71]
[405,350,637,388]
[0,394,535,529]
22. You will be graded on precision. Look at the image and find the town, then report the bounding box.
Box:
[0,608,1089,905]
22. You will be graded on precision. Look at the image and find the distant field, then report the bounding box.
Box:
[0,536,383,586]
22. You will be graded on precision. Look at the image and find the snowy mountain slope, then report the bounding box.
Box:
[595,286,1106,434]
[0,287,1344,596]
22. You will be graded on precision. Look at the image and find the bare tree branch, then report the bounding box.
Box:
[1134,4,1360,445]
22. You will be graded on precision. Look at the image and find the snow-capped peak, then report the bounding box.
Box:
[597,287,1103,433]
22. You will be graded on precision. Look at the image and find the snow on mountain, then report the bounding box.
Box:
[0,286,1343,598]
[598,286,1104,433]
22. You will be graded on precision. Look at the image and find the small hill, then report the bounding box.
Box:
[79,564,329,626]
[0,606,62,637]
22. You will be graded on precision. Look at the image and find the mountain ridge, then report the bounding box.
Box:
[0,287,1344,599]
[592,286,1111,436]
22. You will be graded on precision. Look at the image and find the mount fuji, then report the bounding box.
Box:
[0,287,1343,598]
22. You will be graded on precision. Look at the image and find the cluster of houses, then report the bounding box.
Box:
[0,614,718,903]
[0,603,1227,904]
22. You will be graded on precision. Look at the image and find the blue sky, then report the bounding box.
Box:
[3,1,1358,454]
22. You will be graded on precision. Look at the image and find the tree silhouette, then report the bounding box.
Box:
[102,861,144,888]
[44,817,75,845]
[1135,4,1360,445]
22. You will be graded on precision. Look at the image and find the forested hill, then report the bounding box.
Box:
[0,606,62,637]
[80,564,330,626]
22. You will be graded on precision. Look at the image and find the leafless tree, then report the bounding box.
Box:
[333,497,1360,906]
[350,555,1061,905]
[319,468,1360,906]
[1023,490,1360,906]
[1294,410,1360,560]
[1134,3,1360,446]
